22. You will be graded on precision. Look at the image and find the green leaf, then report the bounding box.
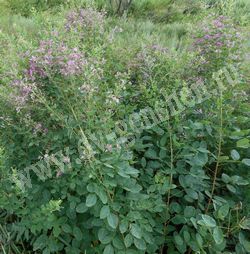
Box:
[144,148,158,159]
[221,173,231,183]
[237,138,249,148]
[197,147,209,153]
[124,234,133,248]
[218,156,229,162]
[236,244,247,253]
[112,236,124,249]
[100,205,110,219]
[160,134,168,146]
[126,250,138,254]
[141,157,146,168]
[87,183,96,192]
[184,206,196,218]
[61,224,71,233]
[119,220,128,233]
[159,149,167,159]
[123,166,140,176]
[76,203,88,213]
[183,230,191,243]
[174,233,184,246]
[240,218,250,230]
[170,202,182,213]
[134,238,146,250]
[107,213,119,229]
[239,232,250,252]
[143,232,153,244]
[231,149,240,160]
[198,215,216,227]
[86,193,97,207]
[186,189,198,200]
[98,228,113,244]
[117,163,140,178]
[192,152,208,166]
[103,244,114,254]
[147,161,161,169]
[119,178,142,193]
[130,224,142,239]
[53,226,61,237]
[42,248,50,254]
[231,175,249,185]
[171,215,186,225]
[242,158,250,166]
[97,190,108,204]
[117,169,130,178]
[218,203,229,220]
[196,233,203,248]
[73,227,82,241]
[213,227,224,244]
[226,184,236,193]
[33,234,47,250]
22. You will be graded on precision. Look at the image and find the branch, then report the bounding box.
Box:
[116,0,122,15]
[206,91,223,213]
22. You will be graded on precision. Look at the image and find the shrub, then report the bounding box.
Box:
[191,15,243,80]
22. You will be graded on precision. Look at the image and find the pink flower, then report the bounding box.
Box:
[65,8,106,34]
[24,40,87,79]
[215,42,223,47]
[105,144,113,152]
[63,156,70,164]
[10,80,36,112]
[213,20,224,28]
[56,171,63,178]
[204,34,213,40]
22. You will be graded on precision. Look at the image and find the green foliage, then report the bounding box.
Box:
[130,0,204,23]
[4,0,66,16]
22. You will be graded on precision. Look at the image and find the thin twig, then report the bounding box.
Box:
[206,91,223,213]
[116,0,122,15]
[167,121,174,206]
[161,121,174,254]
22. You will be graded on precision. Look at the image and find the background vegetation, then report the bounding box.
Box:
[0,0,249,253]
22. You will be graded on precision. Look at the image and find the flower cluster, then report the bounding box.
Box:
[193,15,242,75]
[10,79,37,112]
[129,44,168,70]
[115,71,131,89]
[33,122,48,135]
[150,44,168,54]
[78,83,96,95]
[105,91,120,105]
[108,26,123,43]
[65,8,106,34]
[25,40,87,80]
[128,46,163,82]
